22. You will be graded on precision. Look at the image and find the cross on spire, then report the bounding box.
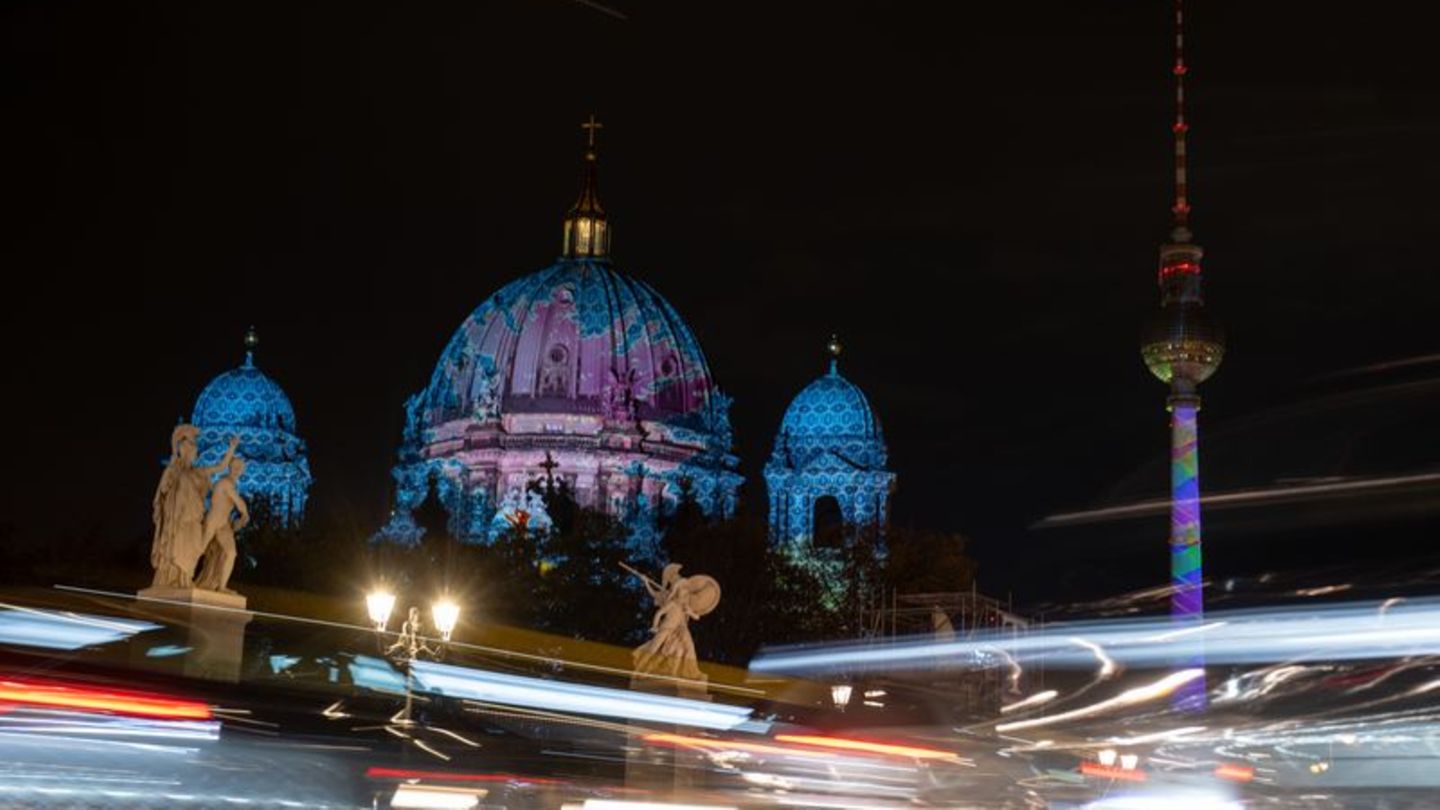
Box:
[581,114,603,151]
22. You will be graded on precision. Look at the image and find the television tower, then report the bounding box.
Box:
[1140,0,1224,704]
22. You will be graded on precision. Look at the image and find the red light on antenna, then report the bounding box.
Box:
[1161,260,1200,278]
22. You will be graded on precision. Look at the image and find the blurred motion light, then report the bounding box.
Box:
[367,590,396,631]
[432,598,461,642]
[1214,763,1254,782]
[1098,748,1118,766]
[584,795,737,801]
[775,733,961,762]
[830,683,853,709]
[391,785,484,809]
[0,677,212,720]
[1119,753,1140,771]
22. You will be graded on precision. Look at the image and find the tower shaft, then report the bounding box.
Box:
[1169,393,1203,619]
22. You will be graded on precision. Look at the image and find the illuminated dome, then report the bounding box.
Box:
[774,360,887,471]
[765,339,894,547]
[191,329,311,526]
[377,124,741,549]
[194,355,298,434]
[413,258,716,426]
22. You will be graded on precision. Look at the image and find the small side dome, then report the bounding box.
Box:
[193,360,299,433]
[764,336,895,549]
[190,328,311,526]
[772,339,886,470]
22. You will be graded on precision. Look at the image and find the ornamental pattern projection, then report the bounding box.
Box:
[765,358,895,555]
[191,350,312,526]
[376,258,742,548]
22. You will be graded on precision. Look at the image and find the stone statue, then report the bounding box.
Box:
[702,389,735,453]
[471,363,501,422]
[402,394,425,447]
[196,457,250,593]
[604,366,638,424]
[625,562,721,682]
[150,426,238,589]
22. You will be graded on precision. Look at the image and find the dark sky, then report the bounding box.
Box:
[4,1,1438,602]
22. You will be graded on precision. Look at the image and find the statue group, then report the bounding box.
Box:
[626,562,721,683]
[150,424,250,593]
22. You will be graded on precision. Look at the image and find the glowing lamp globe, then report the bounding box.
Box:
[366,590,396,631]
[431,599,461,641]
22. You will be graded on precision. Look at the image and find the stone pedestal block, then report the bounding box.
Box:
[135,587,252,682]
[624,677,712,794]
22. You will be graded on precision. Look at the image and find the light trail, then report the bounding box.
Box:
[995,669,1203,732]
[404,661,760,732]
[752,598,1440,673]
[1034,471,1440,528]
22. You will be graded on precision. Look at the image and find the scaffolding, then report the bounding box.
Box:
[859,585,1036,720]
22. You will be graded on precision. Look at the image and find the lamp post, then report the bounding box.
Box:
[366,589,462,726]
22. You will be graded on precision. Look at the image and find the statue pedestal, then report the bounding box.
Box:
[135,587,252,682]
[624,676,711,794]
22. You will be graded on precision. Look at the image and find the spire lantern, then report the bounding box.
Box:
[562,115,610,259]
[243,325,259,368]
[826,333,843,374]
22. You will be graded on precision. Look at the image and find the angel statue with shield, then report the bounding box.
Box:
[622,561,721,682]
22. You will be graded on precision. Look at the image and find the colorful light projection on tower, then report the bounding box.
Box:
[1169,399,1202,618]
[1139,0,1224,709]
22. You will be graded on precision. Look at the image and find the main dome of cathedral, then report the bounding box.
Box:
[414,257,716,427]
[377,124,741,549]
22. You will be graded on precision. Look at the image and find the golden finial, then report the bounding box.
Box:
[243,325,259,367]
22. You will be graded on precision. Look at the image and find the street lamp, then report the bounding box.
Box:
[367,590,396,632]
[431,599,461,643]
[366,589,463,726]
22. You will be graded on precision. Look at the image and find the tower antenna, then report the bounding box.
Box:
[1171,0,1191,240]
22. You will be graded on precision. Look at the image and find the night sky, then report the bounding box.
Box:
[4,2,1438,603]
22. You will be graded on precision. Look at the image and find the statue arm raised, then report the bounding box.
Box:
[198,435,241,477]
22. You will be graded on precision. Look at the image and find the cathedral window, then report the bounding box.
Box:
[540,344,571,397]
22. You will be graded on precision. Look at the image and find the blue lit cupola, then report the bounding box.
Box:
[191,327,312,526]
[764,335,896,548]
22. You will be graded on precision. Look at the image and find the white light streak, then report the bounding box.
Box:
[996,669,1204,733]
[1001,689,1058,713]
[752,598,1440,673]
[406,661,758,732]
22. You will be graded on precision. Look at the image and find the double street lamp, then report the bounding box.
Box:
[365,589,462,726]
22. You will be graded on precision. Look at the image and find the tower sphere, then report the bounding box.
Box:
[1141,301,1225,388]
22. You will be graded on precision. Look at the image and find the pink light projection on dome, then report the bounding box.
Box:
[376,124,740,551]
